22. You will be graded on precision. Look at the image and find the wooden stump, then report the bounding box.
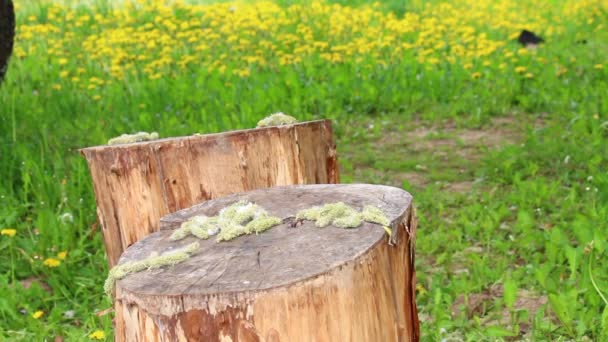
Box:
[81,120,338,267]
[114,184,419,342]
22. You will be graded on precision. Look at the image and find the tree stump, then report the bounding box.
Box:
[113,184,419,342]
[81,120,338,267]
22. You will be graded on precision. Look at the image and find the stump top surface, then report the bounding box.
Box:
[118,184,412,297]
[80,119,329,151]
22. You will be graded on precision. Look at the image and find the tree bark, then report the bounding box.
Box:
[81,120,338,267]
[114,184,419,342]
[0,0,15,83]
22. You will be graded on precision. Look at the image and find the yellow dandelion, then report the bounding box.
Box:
[52,84,62,90]
[32,310,44,319]
[14,47,26,58]
[57,251,67,260]
[515,66,527,74]
[43,258,61,267]
[58,58,68,65]
[1,229,16,237]
[92,95,102,101]
[525,72,534,79]
[471,71,482,79]
[235,68,251,78]
[594,64,604,70]
[59,71,69,78]
[89,330,106,340]
[416,283,427,295]
[556,67,568,77]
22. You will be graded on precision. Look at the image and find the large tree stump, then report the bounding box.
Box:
[81,120,338,267]
[113,184,419,342]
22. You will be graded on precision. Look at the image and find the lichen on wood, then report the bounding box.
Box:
[107,131,159,145]
[256,112,298,127]
[296,202,391,234]
[104,241,199,296]
[170,201,282,242]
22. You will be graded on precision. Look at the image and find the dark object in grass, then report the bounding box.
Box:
[0,0,15,84]
[517,29,544,47]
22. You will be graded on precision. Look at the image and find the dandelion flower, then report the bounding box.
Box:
[89,330,106,340]
[58,251,68,260]
[594,64,604,70]
[32,310,44,319]
[59,212,73,224]
[1,229,16,237]
[515,66,527,74]
[43,258,61,267]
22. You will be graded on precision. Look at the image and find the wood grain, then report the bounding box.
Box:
[114,184,419,342]
[81,120,338,267]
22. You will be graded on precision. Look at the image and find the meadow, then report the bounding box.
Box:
[0,0,607,340]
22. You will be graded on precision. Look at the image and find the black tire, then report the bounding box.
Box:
[0,0,15,83]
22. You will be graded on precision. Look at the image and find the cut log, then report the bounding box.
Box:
[113,184,419,342]
[81,120,338,267]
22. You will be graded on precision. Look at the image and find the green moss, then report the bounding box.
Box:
[245,215,282,234]
[107,202,390,298]
[104,242,199,297]
[295,206,322,221]
[169,224,192,241]
[171,215,218,240]
[317,202,359,227]
[295,202,391,233]
[170,201,282,243]
[107,131,159,145]
[216,223,248,242]
[256,112,298,127]
[361,205,391,226]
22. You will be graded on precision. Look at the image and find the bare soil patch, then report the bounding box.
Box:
[342,114,543,192]
[451,284,551,338]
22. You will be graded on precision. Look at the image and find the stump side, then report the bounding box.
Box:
[114,214,418,342]
[81,120,338,267]
[117,184,412,297]
[113,184,419,341]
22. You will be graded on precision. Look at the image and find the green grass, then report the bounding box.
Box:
[1,0,608,340]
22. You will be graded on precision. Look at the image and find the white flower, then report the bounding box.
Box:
[59,212,73,224]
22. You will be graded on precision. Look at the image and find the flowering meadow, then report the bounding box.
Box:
[1,0,607,340]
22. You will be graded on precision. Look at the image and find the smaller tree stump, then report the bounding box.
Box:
[113,184,419,342]
[81,120,338,267]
